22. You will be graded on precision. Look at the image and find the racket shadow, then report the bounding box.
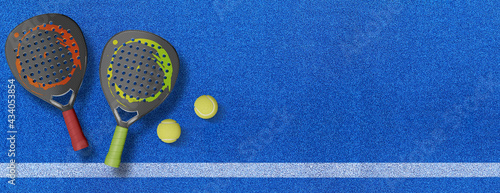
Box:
[75,30,99,118]
[74,33,101,157]
[76,145,97,160]
[111,162,132,177]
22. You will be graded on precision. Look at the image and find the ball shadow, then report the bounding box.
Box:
[207,104,224,123]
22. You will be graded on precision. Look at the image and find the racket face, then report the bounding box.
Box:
[99,30,179,127]
[5,14,87,111]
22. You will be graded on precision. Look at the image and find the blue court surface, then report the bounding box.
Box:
[1,0,499,192]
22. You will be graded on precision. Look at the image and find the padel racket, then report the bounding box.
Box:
[99,30,179,168]
[5,14,89,151]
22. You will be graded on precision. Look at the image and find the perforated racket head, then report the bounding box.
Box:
[5,14,87,111]
[99,30,179,128]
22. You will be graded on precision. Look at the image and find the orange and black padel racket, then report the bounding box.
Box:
[5,14,88,151]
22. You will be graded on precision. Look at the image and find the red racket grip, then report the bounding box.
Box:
[62,108,89,151]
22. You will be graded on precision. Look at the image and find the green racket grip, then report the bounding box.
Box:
[104,126,128,168]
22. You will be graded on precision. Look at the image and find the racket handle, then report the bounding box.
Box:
[62,108,89,151]
[105,126,128,168]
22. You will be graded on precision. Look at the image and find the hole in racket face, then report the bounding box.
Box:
[115,106,138,122]
[106,38,173,103]
[51,89,73,106]
[13,23,81,90]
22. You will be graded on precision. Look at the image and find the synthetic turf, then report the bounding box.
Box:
[0,0,499,192]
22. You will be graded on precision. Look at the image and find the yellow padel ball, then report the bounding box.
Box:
[157,119,181,143]
[194,95,218,119]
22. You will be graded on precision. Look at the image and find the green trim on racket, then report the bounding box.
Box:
[99,30,179,168]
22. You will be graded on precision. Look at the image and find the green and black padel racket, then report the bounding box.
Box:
[5,14,89,151]
[99,30,179,168]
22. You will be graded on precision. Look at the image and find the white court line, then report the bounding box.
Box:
[1,163,499,178]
